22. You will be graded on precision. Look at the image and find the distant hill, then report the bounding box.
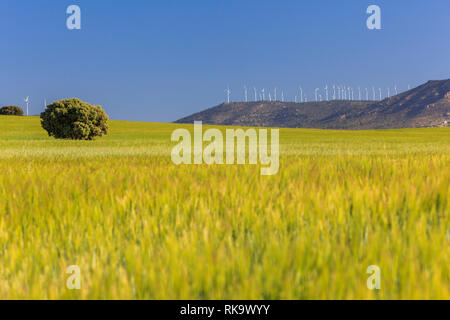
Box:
[175,79,450,129]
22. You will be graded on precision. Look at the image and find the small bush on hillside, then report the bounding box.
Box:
[40,98,109,140]
[0,106,24,116]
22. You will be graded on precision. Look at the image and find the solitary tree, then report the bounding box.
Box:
[40,98,109,140]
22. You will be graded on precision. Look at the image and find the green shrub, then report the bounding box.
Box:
[0,106,24,116]
[40,98,109,140]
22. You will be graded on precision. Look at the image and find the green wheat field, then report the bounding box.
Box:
[0,115,449,299]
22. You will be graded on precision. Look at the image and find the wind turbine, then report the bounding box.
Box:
[24,96,29,116]
[332,85,336,100]
[253,87,257,101]
[350,87,354,101]
[294,95,297,103]
[244,86,248,102]
[387,87,390,98]
[337,86,341,100]
[394,85,398,95]
[281,91,285,102]
[274,88,277,101]
[269,93,272,102]
[225,86,231,103]
[315,88,319,102]
[358,86,361,100]
[378,88,382,100]
[324,85,329,101]
[365,88,369,100]
[408,84,411,90]
[319,94,323,102]
[262,88,265,101]
[372,87,376,100]
[299,87,303,102]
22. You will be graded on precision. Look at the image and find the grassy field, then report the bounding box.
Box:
[0,115,449,299]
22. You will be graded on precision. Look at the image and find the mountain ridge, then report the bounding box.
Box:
[175,79,450,130]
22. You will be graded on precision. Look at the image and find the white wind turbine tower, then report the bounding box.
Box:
[319,94,323,102]
[394,85,398,96]
[347,87,351,100]
[269,93,272,102]
[378,88,382,100]
[408,84,411,90]
[244,86,248,102]
[365,88,369,101]
[372,87,376,100]
[342,86,346,100]
[274,88,277,101]
[337,86,341,100]
[350,87,354,101]
[253,87,257,101]
[24,96,29,116]
[332,85,336,100]
[225,86,231,103]
[314,88,319,102]
[294,95,297,103]
[358,86,361,100]
[387,87,390,98]
[261,88,265,101]
[299,87,303,102]
[324,85,329,101]
[281,91,285,102]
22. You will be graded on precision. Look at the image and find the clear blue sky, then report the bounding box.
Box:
[1,0,449,122]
